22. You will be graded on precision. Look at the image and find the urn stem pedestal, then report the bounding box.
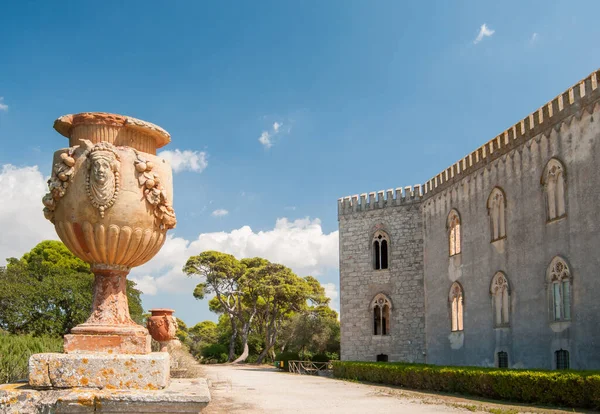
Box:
[64,265,152,354]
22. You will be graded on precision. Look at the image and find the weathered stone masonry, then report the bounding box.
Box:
[339,190,426,363]
[339,69,600,369]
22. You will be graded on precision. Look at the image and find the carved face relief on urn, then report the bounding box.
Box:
[86,142,121,217]
[42,112,178,354]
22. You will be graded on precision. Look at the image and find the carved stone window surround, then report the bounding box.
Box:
[449,282,464,332]
[487,187,507,243]
[546,256,572,324]
[447,209,461,257]
[542,158,567,223]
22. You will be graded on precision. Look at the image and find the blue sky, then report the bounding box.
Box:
[1,1,599,326]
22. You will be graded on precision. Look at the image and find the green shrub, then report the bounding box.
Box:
[326,352,339,361]
[275,351,300,371]
[245,354,258,364]
[0,334,63,383]
[332,361,600,410]
[200,343,228,363]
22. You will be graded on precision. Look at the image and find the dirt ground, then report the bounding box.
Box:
[200,364,588,414]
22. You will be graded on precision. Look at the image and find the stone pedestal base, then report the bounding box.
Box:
[1,378,210,413]
[64,332,151,354]
[29,352,169,390]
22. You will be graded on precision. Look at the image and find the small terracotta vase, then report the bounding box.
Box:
[147,309,177,351]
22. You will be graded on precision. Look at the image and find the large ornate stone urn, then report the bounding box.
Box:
[42,112,176,355]
[27,113,178,390]
[2,113,211,411]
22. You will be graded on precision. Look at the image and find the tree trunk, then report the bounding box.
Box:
[256,324,278,364]
[232,342,249,364]
[232,309,256,364]
[227,315,238,362]
[256,325,272,364]
[232,322,250,364]
[256,345,269,364]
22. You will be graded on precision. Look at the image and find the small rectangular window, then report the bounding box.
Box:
[497,351,508,368]
[376,354,388,362]
[555,349,569,370]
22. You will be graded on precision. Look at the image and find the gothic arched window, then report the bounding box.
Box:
[447,210,461,256]
[542,159,566,222]
[371,293,392,335]
[449,282,464,332]
[487,187,507,242]
[490,272,510,327]
[372,231,389,270]
[547,257,572,322]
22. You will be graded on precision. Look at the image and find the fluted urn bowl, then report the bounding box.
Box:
[42,112,177,354]
[44,112,176,269]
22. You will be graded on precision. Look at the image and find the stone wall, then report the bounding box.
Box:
[338,199,426,363]
[422,96,600,370]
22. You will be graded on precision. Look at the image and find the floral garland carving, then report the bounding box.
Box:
[42,146,78,222]
[81,140,121,218]
[134,150,177,230]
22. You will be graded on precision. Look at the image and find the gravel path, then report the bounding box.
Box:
[201,364,466,414]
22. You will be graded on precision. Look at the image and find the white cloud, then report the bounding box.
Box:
[0,97,8,112]
[530,32,539,44]
[130,275,158,296]
[158,149,208,173]
[258,131,272,149]
[0,165,57,263]
[130,217,339,296]
[211,209,229,217]
[258,120,287,149]
[474,23,495,44]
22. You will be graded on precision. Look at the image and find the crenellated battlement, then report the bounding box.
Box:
[338,69,600,218]
[338,184,423,216]
[422,69,600,197]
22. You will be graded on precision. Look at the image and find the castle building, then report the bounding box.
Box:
[338,69,600,370]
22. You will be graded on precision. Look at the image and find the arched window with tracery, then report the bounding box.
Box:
[547,257,572,322]
[447,210,461,256]
[372,231,389,270]
[487,188,507,242]
[490,272,510,327]
[542,159,566,222]
[449,282,464,332]
[371,293,391,335]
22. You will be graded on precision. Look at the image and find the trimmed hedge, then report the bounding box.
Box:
[0,334,63,384]
[332,361,600,409]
